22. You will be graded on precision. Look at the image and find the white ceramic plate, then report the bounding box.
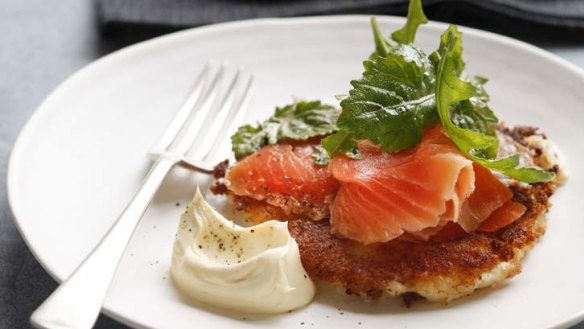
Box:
[8,16,584,329]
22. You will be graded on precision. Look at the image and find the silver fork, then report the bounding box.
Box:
[30,62,253,329]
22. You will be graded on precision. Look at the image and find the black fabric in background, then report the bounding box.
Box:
[97,0,584,42]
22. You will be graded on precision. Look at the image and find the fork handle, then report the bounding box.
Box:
[31,157,176,329]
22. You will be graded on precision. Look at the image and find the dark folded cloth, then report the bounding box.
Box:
[98,0,584,35]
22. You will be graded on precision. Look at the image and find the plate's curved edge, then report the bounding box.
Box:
[11,14,584,281]
[7,130,63,280]
[7,15,584,329]
[554,311,584,329]
[7,15,407,283]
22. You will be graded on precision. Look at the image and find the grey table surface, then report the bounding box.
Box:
[1,1,584,329]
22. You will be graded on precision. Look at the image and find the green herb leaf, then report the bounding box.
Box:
[471,153,556,183]
[449,76,498,140]
[323,11,438,157]
[333,43,439,155]
[432,25,499,157]
[321,130,360,161]
[371,17,391,56]
[231,100,339,159]
[434,25,555,183]
[391,0,428,44]
[312,144,331,166]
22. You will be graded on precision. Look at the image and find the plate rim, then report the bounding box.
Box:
[7,14,584,329]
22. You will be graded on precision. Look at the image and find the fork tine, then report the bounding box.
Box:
[150,63,252,174]
[184,68,245,161]
[202,72,254,162]
[149,62,213,156]
[167,63,226,154]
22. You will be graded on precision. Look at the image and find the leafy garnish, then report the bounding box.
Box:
[321,130,360,160]
[328,19,439,155]
[391,0,428,44]
[449,76,498,141]
[473,153,555,184]
[371,18,391,56]
[336,44,439,153]
[231,100,339,159]
[312,131,360,166]
[430,25,499,157]
[229,0,553,182]
[312,144,331,166]
[321,0,553,183]
[434,25,555,183]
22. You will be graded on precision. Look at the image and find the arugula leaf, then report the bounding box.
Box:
[391,0,428,44]
[231,100,339,159]
[434,25,555,183]
[371,17,391,56]
[449,76,498,140]
[472,153,555,184]
[431,25,498,157]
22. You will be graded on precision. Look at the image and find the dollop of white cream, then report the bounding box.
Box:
[170,188,315,313]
